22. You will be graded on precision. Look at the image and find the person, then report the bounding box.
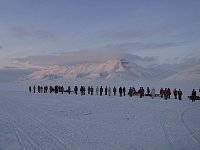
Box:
[123,87,126,96]
[164,88,168,100]
[151,88,155,99]
[147,87,150,95]
[100,86,103,96]
[108,87,111,96]
[88,86,91,95]
[119,87,122,97]
[33,85,36,93]
[138,87,144,98]
[173,89,177,99]
[178,89,182,100]
[68,86,71,94]
[96,86,99,95]
[128,87,133,97]
[80,86,84,96]
[61,86,64,94]
[105,86,108,95]
[29,86,31,93]
[167,88,171,99]
[91,86,94,95]
[160,88,164,98]
[191,89,196,102]
[113,87,116,95]
[74,86,78,95]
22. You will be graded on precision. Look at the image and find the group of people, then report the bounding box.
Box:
[160,88,183,100]
[28,85,188,100]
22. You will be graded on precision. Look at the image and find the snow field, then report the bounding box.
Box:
[0,90,200,150]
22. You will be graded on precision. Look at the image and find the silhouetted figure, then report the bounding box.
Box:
[68,86,71,94]
[123,87,126,96]
[88,86,91,95]
[138,87,144,98]
[173,89,177,99]
[55,85,58,94]
[38,86,41,93]
[96,86,99,95]
[191,89,196,102]
[74,86,78,95]
[91,86,94,95]
[147,87,150,95]
[100,86,103,96]
[160,88,164,98]
[33,85,36,93]
[29,86,31,93]
[105,86,107,95]
[168,88,171,99]
[119,87,122,97]
[178,89,182,100]
[128,87,133,97]
[113,87,116,95]
[61,86,64,94]
[80,86,84,96]
[108,87,111,96]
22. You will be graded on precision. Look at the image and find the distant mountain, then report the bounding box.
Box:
[24,59,154,81]
[165,64,200,81]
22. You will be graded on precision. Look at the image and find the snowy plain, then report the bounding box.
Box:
[0,81,200,150]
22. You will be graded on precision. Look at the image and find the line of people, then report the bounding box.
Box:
[29,85,183,99]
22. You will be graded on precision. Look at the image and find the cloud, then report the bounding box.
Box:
[101,26,176,39]
[0,68,35,83]
[15,41,181,67]
[10,26,57,40]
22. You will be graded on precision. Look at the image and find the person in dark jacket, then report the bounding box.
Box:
[123,87,126,96]
[29,86,31,93]
[113,87,116,95]
[100,86,103,96]
[191,89,196,102]
[33,85,36,93]
[178,89,182,100]
[105,86,107,95]
[173,89,177,99]
[74,86,78,95]
[91,86,94,95]
[119,87,122,97]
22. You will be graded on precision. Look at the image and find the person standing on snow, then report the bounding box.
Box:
[173,89,177,99]
[160,88,164,98]
[119,87,122,97]
[100,86,103,96]
[151,88,156,99]
[108,87,111,96]
[178,89,182,100]
[96,86,99,95]
[191,89,196,102]
[123,87,126,96]
[113,86,117,95]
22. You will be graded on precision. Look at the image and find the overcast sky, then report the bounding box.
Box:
[0,0,200,69]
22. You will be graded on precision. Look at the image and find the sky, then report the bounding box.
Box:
[0,0,200,70]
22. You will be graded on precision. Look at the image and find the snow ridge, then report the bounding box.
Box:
[24,59,152,81]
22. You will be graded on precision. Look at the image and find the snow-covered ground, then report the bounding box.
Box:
[0,81,200,150]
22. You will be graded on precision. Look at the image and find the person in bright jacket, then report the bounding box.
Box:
[160,88,164,98]
[151,88,155,99]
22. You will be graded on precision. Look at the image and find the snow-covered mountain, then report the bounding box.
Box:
[24,59,153,81]
[165,64,200,81]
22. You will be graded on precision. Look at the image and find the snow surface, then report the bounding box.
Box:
[0,81,200,150]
